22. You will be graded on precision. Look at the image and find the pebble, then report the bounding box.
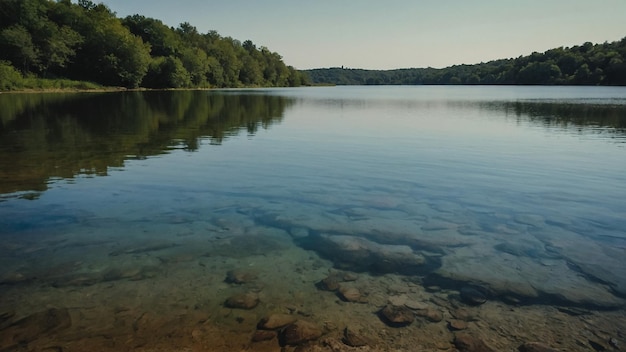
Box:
[415,307,443,322]
[318,276,340,291]
[257,314,297,330]
[388,295,407,306]
[460,287,487,306]
[280,320,322,346]
[343,327,370,347]
[448,319,468,331]
[224,292,259,309]
[404,299,429,310]
[252,330,277,342]
[454,333,495,352]
[452,308,477,321]
[225,269,257,284]
[379,304,414,327]
[338,286,363,303]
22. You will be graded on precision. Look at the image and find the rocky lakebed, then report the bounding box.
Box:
[1,198,625,351]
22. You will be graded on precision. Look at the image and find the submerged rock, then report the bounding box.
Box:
[448,319,468,331]
[317,271,359,292]
[428,242,626,308]
[225,269,258,284]
[343,327,371,347]
[279,320,323,346]
[451,308,477,321]
[460,287,488,306]
[379,305,414,327]
[300,233,430,275]
[224,292,259,309]
[518,342,561,352]
[454,333,496,352]
[257,314,297,330]
[415,307,443,322]
[338,286,364,303]
[317,276,340,291]
[252,330,277,342]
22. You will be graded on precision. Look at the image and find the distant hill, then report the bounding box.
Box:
[305,37,626,86]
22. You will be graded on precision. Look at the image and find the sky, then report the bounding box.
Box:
[97,0,626,70]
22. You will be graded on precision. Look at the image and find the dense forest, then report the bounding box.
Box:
[0,0,309,90]
[306,37,626,86]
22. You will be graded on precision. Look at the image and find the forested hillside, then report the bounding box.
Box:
[306,37,626,86]
[0,0,309,90]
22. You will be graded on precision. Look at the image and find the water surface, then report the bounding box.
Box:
[1,86,625,351]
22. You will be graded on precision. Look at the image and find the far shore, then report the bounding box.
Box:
[1,87,216,94]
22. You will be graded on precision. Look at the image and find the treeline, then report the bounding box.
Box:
[0,0,309,90]
[306,37,626,86]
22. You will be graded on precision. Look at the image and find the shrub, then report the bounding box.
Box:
[0,60,23,90]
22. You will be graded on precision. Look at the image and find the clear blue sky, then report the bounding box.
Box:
[97,0,626,70]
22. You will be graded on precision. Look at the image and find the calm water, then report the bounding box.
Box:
[1,86,626,351]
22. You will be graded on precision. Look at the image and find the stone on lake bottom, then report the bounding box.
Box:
[379,304,414,327]
[448,319,468,331]
[225,269,257,284]
[224,292,259,309]
[318,276,340,291]
[460,286,488,306]
[252,330,277,342]
[257,314,298,330]
[454,333,496,352]
[343,327,371,347]
[415,307,443,322]
[338,286,363,303]
[279,320,323,346]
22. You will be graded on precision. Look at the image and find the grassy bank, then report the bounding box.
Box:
[1,61,114,93]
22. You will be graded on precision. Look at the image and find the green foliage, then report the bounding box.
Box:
[306,37,626,86]
[518,62,562,85]
[0,25,39,72]
[0,0,307,89]
[144,56,191,88]
[123,15,179,57]
[0,61,24,90]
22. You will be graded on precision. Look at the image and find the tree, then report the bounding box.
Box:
[206,56,225,87]
[208,38,242,87]
[179,47,210,87]
[0,25,39,71]
[71,3,151,87]
[38,24,83,76]
[123,15,180,57]
[518,62,562,84]
[0,0,331,89]
[239,55,263,85]
[573,64,593,85]
[0,60,23,90]
[604,57,626,85]
[143,56,191,88]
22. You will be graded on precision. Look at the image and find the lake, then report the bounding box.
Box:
[1,86,625,351]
